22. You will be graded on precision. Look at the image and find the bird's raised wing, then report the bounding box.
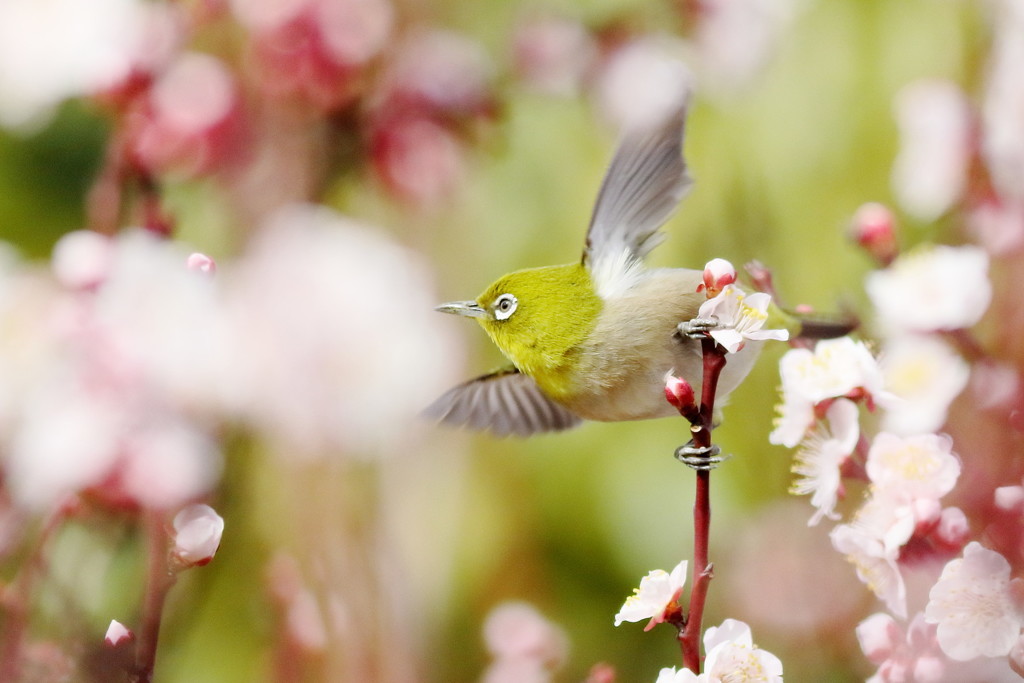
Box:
[582,99,692,280]
[423,368,582,437]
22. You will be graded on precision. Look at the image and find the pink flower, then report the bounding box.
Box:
[857,612,946,683]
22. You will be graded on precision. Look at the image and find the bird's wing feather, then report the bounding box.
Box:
[582,99,692,285]
[423,368,582,437]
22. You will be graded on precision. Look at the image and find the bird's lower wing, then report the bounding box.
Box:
[423,368,582,437]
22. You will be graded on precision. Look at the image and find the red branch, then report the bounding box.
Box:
[677,337,727,673]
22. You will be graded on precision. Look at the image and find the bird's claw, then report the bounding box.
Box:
[678,317,720,339]
[675,441,729,471]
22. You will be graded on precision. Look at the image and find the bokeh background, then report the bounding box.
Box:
[0,0,1016,681]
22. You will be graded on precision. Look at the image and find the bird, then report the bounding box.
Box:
[425,97,846,437]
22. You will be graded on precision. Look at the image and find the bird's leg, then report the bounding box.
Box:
[677,317,719,339]
[674,440,730,471]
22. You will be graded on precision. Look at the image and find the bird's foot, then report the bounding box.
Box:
[675,441,729,471]
[677,317,720,340]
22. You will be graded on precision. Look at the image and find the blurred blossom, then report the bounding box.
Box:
[226,203,458,457]
[967,198,1024,256]
[186,252,217,275]
[857,612,946,683]
[687,0,802,95]
[866,433,960,503]
[770,337,885,447]
[925,542,1023,661]
[655,667,699,682]
[128,52,243,177]
[376,30,493,118]
[614,559,687,630]
[171,504,224,567]
[370,117,466,207]
[791,398,859,525]
[233,0,394,109]
[481,602,568,682]
[697,285,788,354]
[850,202,898,266]
[51,230,115,291]
[880,335,969,435]
[831,492,916,617]
[0,0,150,129]
[971,361,1022,412]
[512,16,596,97]
[596,38,693,132]
[891,80,971,222]
[982,0,1024,203]
[865,245,991,334]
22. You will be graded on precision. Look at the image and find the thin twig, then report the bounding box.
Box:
[131,511,177,683]
[678,338,727,672]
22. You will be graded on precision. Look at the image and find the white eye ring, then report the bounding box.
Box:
[493,293,518,320]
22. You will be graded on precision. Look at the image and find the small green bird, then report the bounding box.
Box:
[426,99,840,437]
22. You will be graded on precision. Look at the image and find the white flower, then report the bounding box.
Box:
[880,335,969,435]
[171,504,224,567]
[866,432,960,503]
[925,542,1024,661]
[831,492,916,618]
[702,619,783,682]
[890,79,971,221]
[698,285,788,354]
[0,0,150,129]
[225,203,460,458]
[614,560,687,630]
[779,337,884,404]
[865,245,991,333]
[770,337,884,447]
[791,398,860,525]
[655,667,702,683]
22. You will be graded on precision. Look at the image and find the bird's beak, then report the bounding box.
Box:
[435,300,488,319]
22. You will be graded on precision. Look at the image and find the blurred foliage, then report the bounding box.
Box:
[0,0,996,680]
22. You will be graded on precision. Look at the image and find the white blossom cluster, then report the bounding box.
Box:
[772,242,1024,680]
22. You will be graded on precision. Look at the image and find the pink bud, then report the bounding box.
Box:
[171,504,224,568]
[664,373,696,413]
[934,506,969,550]
[995,485,1024,512]
[698,258,736,298]
[850,202,898,265]
[186,252,217,275]
[104,619,134,647]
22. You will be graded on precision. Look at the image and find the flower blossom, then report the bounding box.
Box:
[857,612,947,683]
[770,337,884,447]
[925,542,1024,661]
[698,285,788,354]
[655,620,783,682]
[790,398,860,525]
[481,602,568,683]
[614,560,687,630]
[880,335,969,435]
[866,432,960,504]
[865,245,991,334]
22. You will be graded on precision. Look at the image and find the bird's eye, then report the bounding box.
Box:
[493,293,518,320]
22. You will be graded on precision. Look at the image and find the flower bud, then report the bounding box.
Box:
[186,252,216,275]
[995,485,1024,512]
[104,619,134,647]
[856,613,899,664]
[171,503,224,568]
[52,230,114,290]
[698,258,736,298]
[934,506,969,551]
[850,202,898,265]
[664,373,696,414]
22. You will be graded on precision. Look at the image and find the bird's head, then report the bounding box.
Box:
[436,263,602,384]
